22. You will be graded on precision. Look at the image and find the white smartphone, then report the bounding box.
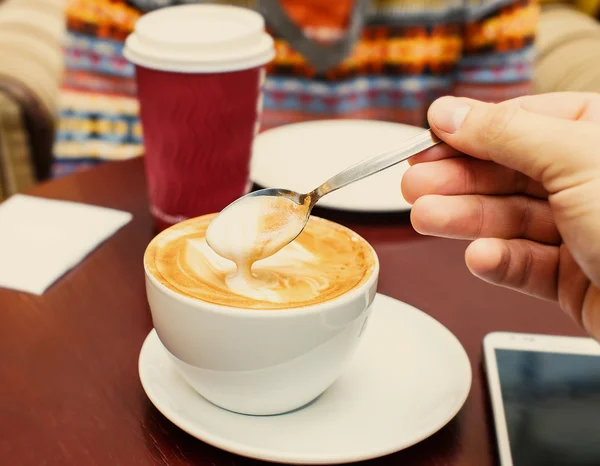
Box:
[483,331,600,466]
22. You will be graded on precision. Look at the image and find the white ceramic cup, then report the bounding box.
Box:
[144,220,379,415]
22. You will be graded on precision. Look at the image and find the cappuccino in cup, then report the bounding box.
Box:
[144,213,379,415]
[145,214,375,309]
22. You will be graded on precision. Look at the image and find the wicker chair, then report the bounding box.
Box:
[0,0,65,200]
[535,3,600,94]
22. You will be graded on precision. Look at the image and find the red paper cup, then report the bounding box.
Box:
[124,5,274,231]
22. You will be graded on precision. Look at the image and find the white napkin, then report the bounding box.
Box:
[0,194,132,295]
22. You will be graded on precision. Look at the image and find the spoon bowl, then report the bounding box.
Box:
[205,187,313,265]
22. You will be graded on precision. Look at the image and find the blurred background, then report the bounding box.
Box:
[0,0,599,202]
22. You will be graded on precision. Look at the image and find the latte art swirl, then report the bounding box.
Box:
[145,214,376,309]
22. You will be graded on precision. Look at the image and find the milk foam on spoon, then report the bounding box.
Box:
[206,195,306,289]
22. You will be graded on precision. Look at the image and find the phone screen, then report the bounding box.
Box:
[495,349,600,466]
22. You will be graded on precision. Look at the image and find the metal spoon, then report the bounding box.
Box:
[207,129,441,255]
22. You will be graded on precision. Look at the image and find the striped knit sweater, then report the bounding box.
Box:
[52,0,540,177]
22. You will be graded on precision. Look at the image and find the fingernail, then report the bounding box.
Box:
[429,97,471,134]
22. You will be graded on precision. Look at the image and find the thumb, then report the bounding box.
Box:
[427,96,600,194]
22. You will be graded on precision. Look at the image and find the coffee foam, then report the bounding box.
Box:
[145,214,376,310]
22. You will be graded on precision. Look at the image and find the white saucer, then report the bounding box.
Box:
[250,120,424,213]
[139,294,472,464]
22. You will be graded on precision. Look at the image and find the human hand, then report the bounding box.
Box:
[401,92,600,341]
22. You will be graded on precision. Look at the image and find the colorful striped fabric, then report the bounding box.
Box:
[52,0,540,177]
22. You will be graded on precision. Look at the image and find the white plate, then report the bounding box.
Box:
[139,294,472,464]
[250,120,425,212]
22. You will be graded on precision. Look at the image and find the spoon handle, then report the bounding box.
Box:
[312,129,441,201]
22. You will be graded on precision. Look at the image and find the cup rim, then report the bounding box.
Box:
[144,217,380,318]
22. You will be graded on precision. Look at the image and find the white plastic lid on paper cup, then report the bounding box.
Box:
[124,4,275,73]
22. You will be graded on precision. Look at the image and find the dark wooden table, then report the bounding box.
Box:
[0,158,585,465]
